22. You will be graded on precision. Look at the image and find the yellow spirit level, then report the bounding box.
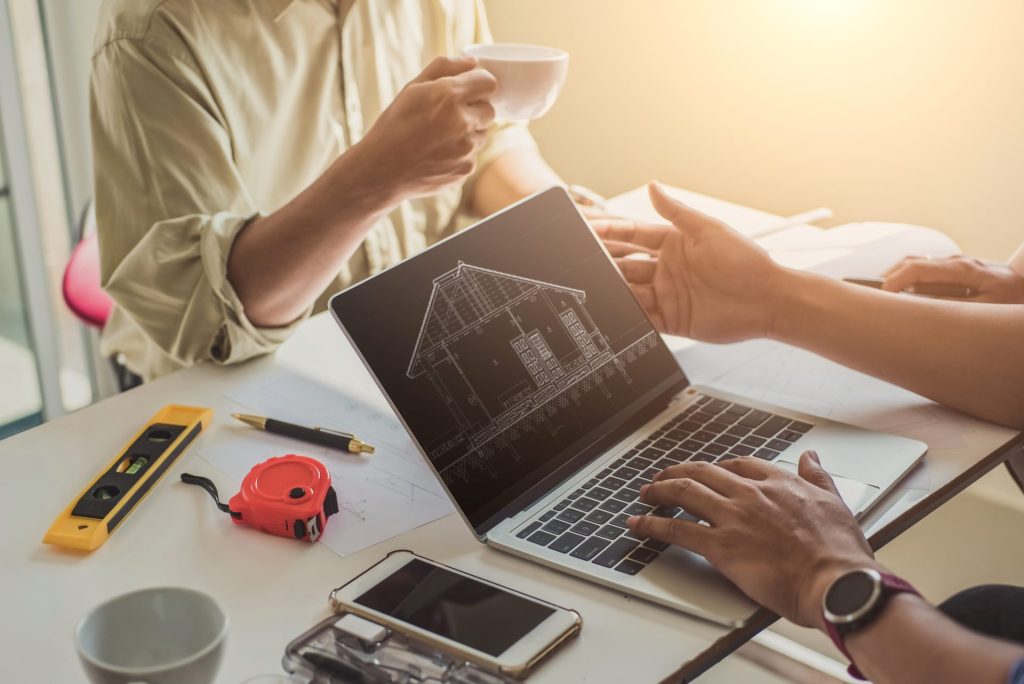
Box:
[43,404,213,551]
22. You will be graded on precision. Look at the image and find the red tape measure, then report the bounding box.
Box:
[182,455,339,542]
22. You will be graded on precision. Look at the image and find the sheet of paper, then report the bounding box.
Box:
[771,247,854,271]
[799,223,961,278]
[203,368,453,557]
[755,225,824,251]
[702,341,979,456]
[761,222,959,276]
[607,185,786,237]
[662,330,978,461]
[671,337,779,387]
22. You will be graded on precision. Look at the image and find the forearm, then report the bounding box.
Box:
[844,594,1023,684]
[227,141,399,327]
[773,271,1024,428]
[469,147,562,217]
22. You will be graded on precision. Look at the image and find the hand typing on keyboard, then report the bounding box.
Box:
[516,395,814,576]
[627,451,881,629]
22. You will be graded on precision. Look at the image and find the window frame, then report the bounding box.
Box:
[0,0,66,425]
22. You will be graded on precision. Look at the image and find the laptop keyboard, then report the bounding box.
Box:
[515,394,814,576]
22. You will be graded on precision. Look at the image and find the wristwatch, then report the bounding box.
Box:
[822,568,921,680]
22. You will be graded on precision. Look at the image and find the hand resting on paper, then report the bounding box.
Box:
[882,255,1024,304]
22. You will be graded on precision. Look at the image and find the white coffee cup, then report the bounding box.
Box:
[461,43,569,121]
[75,587,228,684]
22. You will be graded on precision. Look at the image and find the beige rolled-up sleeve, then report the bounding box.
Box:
[91,30,306,377]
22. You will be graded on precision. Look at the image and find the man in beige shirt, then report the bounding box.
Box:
[92,0,571,380]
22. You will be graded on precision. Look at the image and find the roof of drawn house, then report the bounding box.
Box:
[407,263,585,378]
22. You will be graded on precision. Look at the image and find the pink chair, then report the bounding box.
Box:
[62,203,140,390]
[62,230,112,329]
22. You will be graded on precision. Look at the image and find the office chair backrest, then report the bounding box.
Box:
[62,203,112,329]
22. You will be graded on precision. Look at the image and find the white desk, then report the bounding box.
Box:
[3,189,1021,683]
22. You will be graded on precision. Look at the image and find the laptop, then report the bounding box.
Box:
[329,187,925,626]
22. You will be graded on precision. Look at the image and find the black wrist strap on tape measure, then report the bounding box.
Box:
[180,473,242,519]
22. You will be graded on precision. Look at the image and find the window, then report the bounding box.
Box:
[0,140,44,437]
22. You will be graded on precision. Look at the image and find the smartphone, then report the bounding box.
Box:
[330,551,581,679]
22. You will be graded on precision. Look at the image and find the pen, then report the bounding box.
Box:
[758,207,834,237]
[843,277,976,299]
[231,413,376,454]
[620,207,834,261]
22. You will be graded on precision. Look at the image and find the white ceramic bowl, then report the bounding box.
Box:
[462,43,569,121]
[75,587,228,684]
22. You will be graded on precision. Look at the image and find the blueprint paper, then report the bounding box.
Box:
[790,222,960,279]
[680,340,992,500]
[668,336,778,388]
[698,341,975,451]
[203,368,454,557]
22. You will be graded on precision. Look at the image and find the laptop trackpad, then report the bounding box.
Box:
[776,460,879,517]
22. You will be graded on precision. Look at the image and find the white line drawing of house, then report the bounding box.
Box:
[407,262,618,449]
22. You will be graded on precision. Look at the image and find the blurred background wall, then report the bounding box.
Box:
[485,0,1024,260]
[38,0,1024,260]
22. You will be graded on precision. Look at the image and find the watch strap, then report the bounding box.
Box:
[823,571,921,680]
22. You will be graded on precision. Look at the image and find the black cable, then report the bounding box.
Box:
[180,473,242,519]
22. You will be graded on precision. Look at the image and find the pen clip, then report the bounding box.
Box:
[315,427,354,439]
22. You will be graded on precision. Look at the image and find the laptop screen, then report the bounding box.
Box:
[331,188,687,533]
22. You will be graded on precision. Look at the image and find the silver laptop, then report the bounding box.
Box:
[329,187,925,627]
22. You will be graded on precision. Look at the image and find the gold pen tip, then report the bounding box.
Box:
[349,438,375,455]
[231,414,266,429]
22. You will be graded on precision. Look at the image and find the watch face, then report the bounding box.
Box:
[825,570,878,618]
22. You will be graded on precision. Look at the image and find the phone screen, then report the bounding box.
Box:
[354,559,555,656]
